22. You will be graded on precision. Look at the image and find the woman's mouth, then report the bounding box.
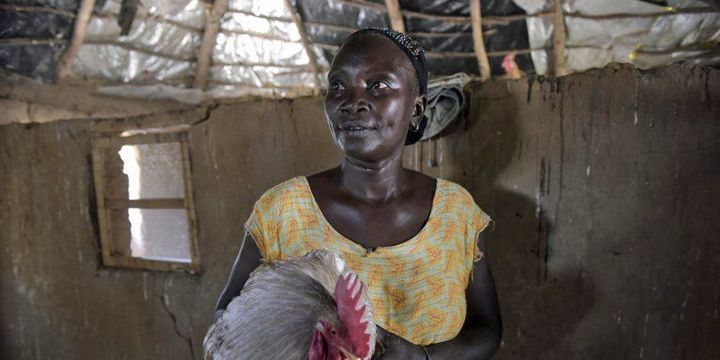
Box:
[340,124,375,136]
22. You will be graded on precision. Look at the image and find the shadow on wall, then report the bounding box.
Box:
[441,81,596,359]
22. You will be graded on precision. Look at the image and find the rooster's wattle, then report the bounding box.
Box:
[204,250,376,360]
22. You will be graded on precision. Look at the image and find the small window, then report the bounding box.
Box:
[92,129,200,273]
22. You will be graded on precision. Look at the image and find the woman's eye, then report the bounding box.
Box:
[369,81,388,90]
[329,81,344,91]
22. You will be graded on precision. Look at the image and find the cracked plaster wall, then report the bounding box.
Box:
[0,72,194,125]
[1,65,718,359]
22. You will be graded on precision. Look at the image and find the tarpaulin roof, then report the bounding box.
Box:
[1,0,718,103]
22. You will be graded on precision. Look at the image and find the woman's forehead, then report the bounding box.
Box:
[330,35,414,78]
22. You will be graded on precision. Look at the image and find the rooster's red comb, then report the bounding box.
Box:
[335,272,372,358]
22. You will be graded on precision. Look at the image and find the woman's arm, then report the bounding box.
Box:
[427,233,502,359]
[377,233,502,359]
[213,231,262,322]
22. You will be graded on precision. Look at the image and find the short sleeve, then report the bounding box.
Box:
[244,197,281,263]
[470,202,493,262]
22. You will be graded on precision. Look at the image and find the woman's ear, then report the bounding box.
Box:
[412,95,428,119]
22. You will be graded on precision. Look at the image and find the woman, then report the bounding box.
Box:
[215,28,502,359]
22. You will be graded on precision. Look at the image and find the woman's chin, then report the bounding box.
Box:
[340,145,402,166]
[339,144,384,163]
[336,132,404,163]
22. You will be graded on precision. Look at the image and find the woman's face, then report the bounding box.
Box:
[324,35,425,162]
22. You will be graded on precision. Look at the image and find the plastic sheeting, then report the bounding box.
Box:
[0,1,107,80]
[210,65,318,88]
[0,42,66,80]
[0,8,73,39]
[4,1,82,11]
[73,44,195,82]
[0,9,71,79]
[213,33,308,65]
[228,0,292,18]
[220,12,299,41]
[2,0,718,100]
[518,0,720,74]
[210,0,329,88]
[295,0,535,77]
[0,4,70,80]
[71,0,206,82]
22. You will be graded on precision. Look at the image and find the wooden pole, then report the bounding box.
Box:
[385,0,405,32]
[470,0,491,81]
[194,0,228,89]
[552,0,567,76]
[56,0,95,80]
[0,4,75,18]
[283,0,323,89]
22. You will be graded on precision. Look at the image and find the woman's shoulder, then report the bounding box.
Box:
[435,178,477,205]
[434,178,493,236]
[253,176,308,212]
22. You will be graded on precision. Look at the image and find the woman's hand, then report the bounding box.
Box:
[372,326,427,360]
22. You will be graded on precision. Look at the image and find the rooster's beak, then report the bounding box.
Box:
[339,347,361,360]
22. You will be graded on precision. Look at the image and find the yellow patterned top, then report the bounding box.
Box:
[245,176,492,345]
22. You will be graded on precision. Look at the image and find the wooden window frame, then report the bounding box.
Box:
[91,131,201,273]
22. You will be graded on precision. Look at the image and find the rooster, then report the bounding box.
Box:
[502,52,524,80]
[204,250,376,360]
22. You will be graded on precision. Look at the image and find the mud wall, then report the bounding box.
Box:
[412,64,719,359]
[1,65,718,359]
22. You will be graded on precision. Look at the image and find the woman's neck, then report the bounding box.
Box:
[337,150,409,203]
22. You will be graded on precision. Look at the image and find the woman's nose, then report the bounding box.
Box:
[339,89,370,113]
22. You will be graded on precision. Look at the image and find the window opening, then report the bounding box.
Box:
[92,131,200,273]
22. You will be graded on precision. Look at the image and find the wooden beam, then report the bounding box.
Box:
[634,42,720,55]
[0,4,75,17]
[340,0,556,25]
[91,138,113,268]
[314,41,547,58]
[427,48,546,58]
[408,30,496,38]
[282,0,324,89]
[220,28,297,42]
[566,7,718,20]
[0,38,67,46]
[94,10,204,33]
[470,0,491,81]
[344,0,469,23]
[194,0,228,89]
[83,40,193,62]
[384,0,405,32]
[105,198,186,209]
[552,0,567,76]
[226,8,293,22]
[305,21,358,33]
[56,0,95,80]
[180,137,202,274]
[212,61,326,69]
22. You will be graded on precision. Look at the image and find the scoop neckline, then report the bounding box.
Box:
[300,176,441,253]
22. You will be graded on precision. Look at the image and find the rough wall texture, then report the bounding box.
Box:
[1,65,718,359]
[0,99,341,359]
[0,72,194,125]
[410,64,720,359]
